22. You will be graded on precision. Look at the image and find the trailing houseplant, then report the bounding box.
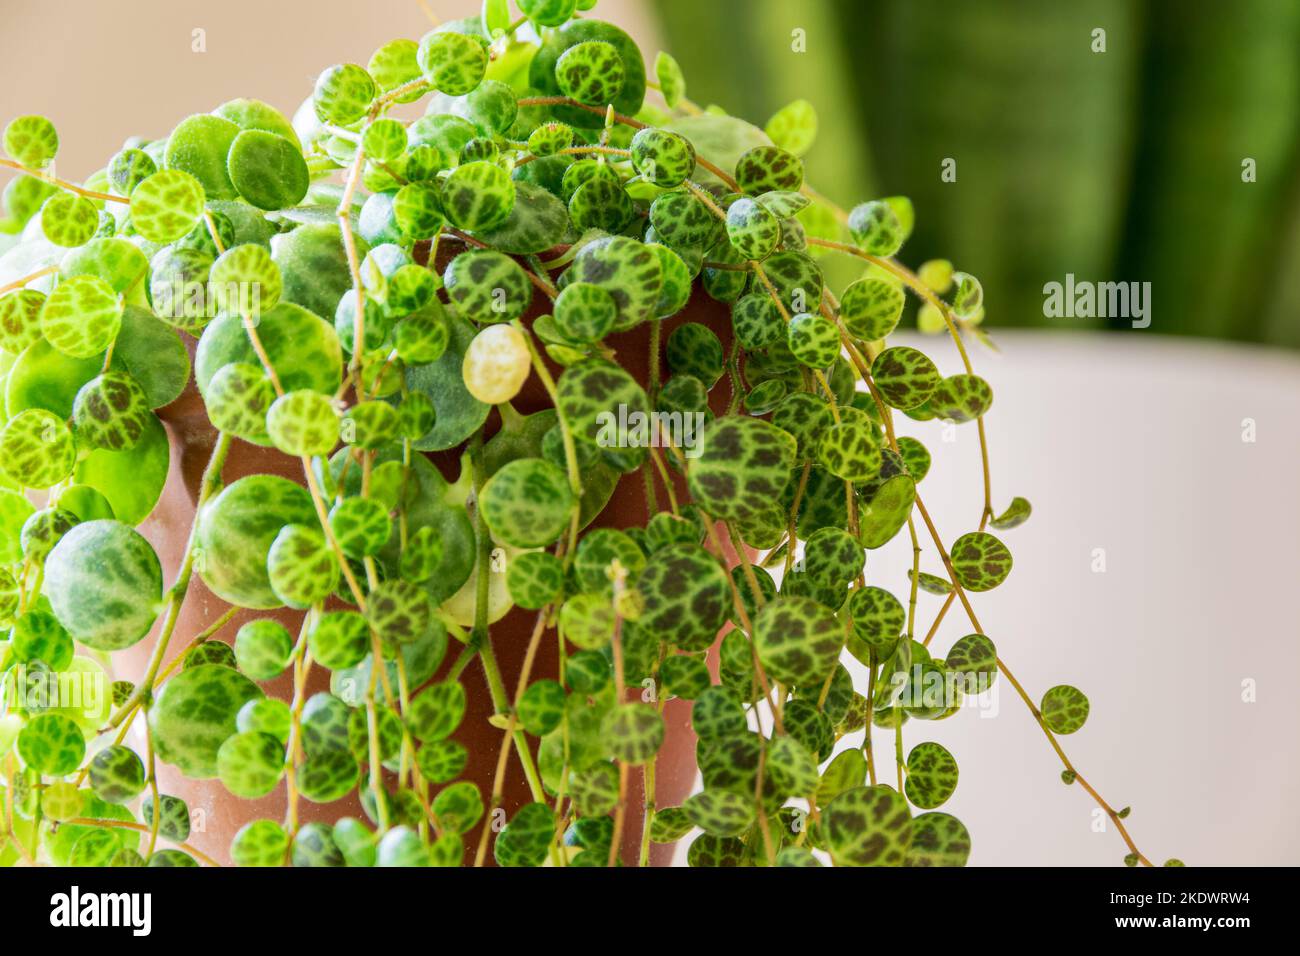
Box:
[0,0,1173,868]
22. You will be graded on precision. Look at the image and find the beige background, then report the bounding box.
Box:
[4,0,1298,866]
[0,0,652,179]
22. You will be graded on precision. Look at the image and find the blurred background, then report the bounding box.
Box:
[656,0,1300,348]
[2,0,1297,865]
[4,0,1297,345]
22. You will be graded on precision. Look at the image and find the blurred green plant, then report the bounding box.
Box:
[656,0,1300,346]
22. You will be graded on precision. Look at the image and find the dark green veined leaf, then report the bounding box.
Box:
[822,785,913,866]
[949,531,1012,591]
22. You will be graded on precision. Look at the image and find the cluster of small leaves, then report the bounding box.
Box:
[0,0,1125,870]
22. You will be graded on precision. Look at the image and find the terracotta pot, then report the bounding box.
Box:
[121,245,740,866]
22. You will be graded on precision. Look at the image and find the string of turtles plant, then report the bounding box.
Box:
[0,0,1177,867]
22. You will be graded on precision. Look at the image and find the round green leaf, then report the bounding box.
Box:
[130,169,206,243]
[752,595,844,687]
[44,520,163,650]
[949,531,1012,591]
[149,665,263,778]
[1041,685,1089,735]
